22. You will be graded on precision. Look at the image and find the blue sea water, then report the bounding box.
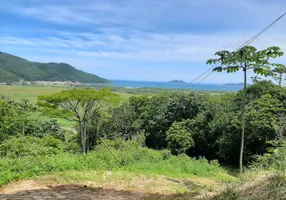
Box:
[100,80,244,92]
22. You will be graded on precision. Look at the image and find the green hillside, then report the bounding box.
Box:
[0,52,109,83]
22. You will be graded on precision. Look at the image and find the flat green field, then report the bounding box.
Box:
[0,85,135,101]
[0,85,225,102]
[0,85,68,101]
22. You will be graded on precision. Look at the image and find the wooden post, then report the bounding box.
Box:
[100,138,119,160]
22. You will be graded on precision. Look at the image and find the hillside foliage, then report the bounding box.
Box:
[0,52,109,83]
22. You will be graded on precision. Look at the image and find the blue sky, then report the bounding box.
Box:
[0,0,286,83]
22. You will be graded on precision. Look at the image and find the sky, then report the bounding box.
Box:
[0,0,286,83]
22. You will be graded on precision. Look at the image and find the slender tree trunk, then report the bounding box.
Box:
[279,74,282,87]
[239,68,247,174]
[22,111,26,135]
[79,121,85,154]
[83,121,87,154]
[22,120,25,135]
[86,122,89,153]
[96,118,100,143]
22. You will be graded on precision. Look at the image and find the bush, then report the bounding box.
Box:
[160,149,172,160]
[166,121,194,155]
[252,142,286,172]
[0,136,64,158]
[25,119,65,140]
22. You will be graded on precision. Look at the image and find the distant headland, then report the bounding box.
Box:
[168,80,187,84]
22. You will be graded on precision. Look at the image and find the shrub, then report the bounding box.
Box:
[0,136,64,158]
[166,121,194,155]
[25,119,65,140]
[160,149,172,160]
[252,142,286,172]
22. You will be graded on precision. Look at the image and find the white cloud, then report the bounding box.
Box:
[1,0,286,82]
[1,30,285,63]
[9,0,285,32]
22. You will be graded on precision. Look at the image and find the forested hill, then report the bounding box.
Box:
[0,52,109,83]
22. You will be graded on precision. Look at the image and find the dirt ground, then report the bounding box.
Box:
[0,180,175,200]
[1,171,283,200]
[0,171,223,200]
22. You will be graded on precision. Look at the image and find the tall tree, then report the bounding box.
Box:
[268,64,286,86]
[207,46,284,173]
[38,88,120,153]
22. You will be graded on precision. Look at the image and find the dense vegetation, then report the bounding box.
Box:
[0,52,109,83]
[1,81,285,164]
[99,81,286,165]
[0,46,286,199]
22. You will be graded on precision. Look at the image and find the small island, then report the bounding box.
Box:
[168,80,187,84]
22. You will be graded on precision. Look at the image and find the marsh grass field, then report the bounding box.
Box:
[0,85,68,101]
[0,84,225,102]
[0,85,138,101]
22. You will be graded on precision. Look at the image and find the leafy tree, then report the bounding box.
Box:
[38,88,120,153]
[275,115,286,142]
[186,94,241,163]
[101,92,204,150]
[102,102,139,140]
[235,80,286,108]
[0,97,65,143]
[268,64,286,86]
[0,98,33,140]
[137,94,169,149]
[207,46,284,173]
[136,92,204,149]
[166,121,194,155]
[245,94,286,157]
[83,111,110,149]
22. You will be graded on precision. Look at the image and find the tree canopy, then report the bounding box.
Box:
[207,45,284,173]
[38,88,120,153]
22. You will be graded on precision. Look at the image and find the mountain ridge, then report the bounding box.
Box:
[0,52,109,83]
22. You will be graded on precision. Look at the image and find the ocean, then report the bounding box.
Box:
[99,80,244,92]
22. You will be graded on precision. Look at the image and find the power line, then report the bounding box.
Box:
[237,12,286,50]
[190,71,213,89]
[190,12,286,89]
[188,64,218,85]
